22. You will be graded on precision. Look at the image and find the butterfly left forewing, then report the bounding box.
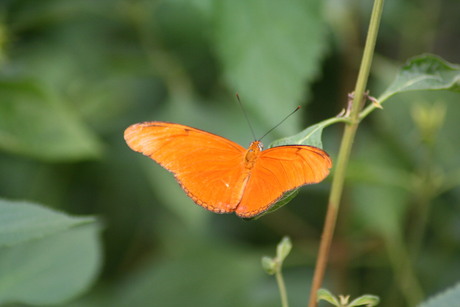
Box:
[235,145,332,217]
[124,122,249,213]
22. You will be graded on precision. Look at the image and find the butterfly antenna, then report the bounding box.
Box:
[236,93,257,140]
[259,106,301,141]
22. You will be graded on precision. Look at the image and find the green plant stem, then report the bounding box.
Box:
[409,135,440,257]
[387,237,424,306]
[276,266,289,307]
[307,1,385,306]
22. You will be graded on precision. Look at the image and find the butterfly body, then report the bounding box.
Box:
[124,121,331,218]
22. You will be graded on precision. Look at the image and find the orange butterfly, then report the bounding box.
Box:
[124,122,332,218]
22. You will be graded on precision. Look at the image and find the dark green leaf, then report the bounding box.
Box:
[0,222,102,305]
[379,54,460,103]
[213,0,326,133]
[0,199,95,247]
[246,189,299,220]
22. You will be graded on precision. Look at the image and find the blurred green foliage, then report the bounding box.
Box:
[0,200,101,305]
[0,0,459,306]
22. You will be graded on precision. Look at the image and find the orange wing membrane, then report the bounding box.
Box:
[235,144,332,217]
[124,121,332,218]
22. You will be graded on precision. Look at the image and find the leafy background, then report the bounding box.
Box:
[0,0,459,306]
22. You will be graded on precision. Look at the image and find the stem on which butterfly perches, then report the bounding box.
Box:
[308,1,385,306]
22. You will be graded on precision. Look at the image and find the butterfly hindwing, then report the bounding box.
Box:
[235,145,332,217]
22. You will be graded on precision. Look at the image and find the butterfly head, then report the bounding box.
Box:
[250,140,263,151]
[244,141,263,169]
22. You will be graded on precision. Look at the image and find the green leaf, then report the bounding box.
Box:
[276,236,292,262]
[213,0,326,133]
[0,77,102,161]
[112,241,261,307]
[418,282,460,307]
[379,54,460,103]
[260,237,291,274]
[316,288,339,306]
[0,221,102,305]
[246,188,299,220]
[269,120,329,149]
[261,256,277,275]
[249,116,338,219]
[0,199,95,247]
[349,294,380,307]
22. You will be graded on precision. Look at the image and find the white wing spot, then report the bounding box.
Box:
[220,179,230,188]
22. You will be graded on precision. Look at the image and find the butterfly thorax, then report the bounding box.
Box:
[244,141,263,169]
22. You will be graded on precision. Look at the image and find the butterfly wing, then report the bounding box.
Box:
[124,122,249,213]
[235,145,332,217]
